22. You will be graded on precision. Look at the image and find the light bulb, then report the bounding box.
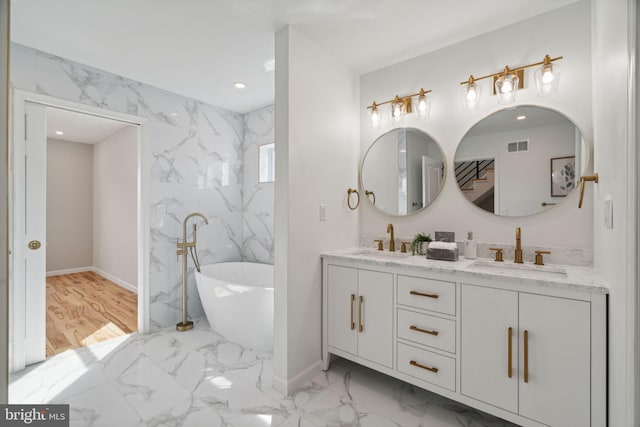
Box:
[418,97,427,112]
[542,69,554,84]
[370,103,381,129]
[535,59,560,97]
[393,103,402,118]
[466,86,477,101]
[500,79,513,94]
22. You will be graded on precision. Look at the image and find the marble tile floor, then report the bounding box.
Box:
[9,318,518,427]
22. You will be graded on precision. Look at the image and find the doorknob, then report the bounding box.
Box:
[28,240,41,250]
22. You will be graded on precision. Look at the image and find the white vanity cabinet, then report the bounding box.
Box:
[326,264,393,368]
[461,285,591,427]
[322,253,607,427]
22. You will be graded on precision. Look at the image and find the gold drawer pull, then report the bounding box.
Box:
[524,330,529,383]
[358,296,364,332]
[508,327,513,378]
[410,325,439,336]
[350,294,355,330]
[410,360,438,373]
[409,290,439,299]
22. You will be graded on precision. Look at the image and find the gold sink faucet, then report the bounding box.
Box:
[515,227,523,264]
[387,223,395,252]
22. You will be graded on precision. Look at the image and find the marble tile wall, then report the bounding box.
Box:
[10,43,248,329]
[242,105,275,264]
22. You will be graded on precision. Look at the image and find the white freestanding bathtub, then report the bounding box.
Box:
[195,262,273,352]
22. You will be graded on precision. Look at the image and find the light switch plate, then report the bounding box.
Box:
[604,198,613,228]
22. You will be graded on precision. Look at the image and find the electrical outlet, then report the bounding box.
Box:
[604,198,613,229]
[320,204,327,221]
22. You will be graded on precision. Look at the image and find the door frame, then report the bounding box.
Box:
[9,89,150,372]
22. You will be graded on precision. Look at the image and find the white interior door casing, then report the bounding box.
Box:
[24,102,47,365]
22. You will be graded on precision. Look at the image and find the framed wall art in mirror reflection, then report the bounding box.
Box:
[259,142,275,183]
[550,156,576,197]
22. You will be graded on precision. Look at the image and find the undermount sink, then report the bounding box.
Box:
[468,260,567,279]
[348,248,411,259]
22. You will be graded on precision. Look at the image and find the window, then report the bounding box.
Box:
[259,142,275,183]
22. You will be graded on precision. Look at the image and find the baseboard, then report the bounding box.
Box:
[92,267,138,294]
[273,360,323,395]
[46,266,93,277]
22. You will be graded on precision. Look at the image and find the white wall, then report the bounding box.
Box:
[591,0,638,425]
[93,126,138,289]
[46,139,93,272]
[1,0,9,403]
[274,26,360,392]
[359,1,593,249]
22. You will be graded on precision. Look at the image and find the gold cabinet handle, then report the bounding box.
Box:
[508,327,513,378]
[578,173,598,208]
[409,290,439,299]
[410,360,439,373]
[358,295,363,332]
[350,294,355,330]
[524,330,529,383]
[410,325,439,336]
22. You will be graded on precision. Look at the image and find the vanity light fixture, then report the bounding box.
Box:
[366,88,432,128]
[460,54,562,106]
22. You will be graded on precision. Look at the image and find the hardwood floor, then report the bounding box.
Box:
[46,271,137,357]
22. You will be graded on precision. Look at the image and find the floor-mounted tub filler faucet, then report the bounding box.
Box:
[176,212,209,331]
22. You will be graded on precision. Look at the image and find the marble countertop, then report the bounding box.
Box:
[321,248,608,294]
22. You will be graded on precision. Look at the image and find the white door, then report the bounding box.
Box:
[460,284,518,413]
[357,269,393,368]
[24,102,47,365]
[422,156,442,206]
[518,293,590,427]
[327,265,358,356]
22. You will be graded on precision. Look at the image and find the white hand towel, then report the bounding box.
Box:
[428,241,458,251]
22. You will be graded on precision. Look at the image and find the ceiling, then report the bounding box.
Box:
[47,107,132,144]
[11,0,580,114]
[465,106,574,137]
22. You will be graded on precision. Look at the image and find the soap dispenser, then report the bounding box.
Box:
[464,231,477,260]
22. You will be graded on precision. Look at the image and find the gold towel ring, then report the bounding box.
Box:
[347,188,360,210]
[578,173,598,208]
[365,190,376,205]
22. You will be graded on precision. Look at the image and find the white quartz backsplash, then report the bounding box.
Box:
[359,234,593,267]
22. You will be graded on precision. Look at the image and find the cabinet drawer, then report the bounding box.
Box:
[397,309,455,353]
[397,343,455,391]
[397,275,455,315]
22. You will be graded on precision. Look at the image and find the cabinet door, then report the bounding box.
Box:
[357,269,393,368]
[519,293,590,427]
[461,285,518,413]
[327,265,358,355]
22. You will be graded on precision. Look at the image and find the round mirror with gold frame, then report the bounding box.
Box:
[454,105,589,217]
[360,128,446,216]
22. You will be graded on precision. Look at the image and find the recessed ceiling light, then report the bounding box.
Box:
[234,82,246,89]
[55,130,64,135]
[517,115,526,120]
